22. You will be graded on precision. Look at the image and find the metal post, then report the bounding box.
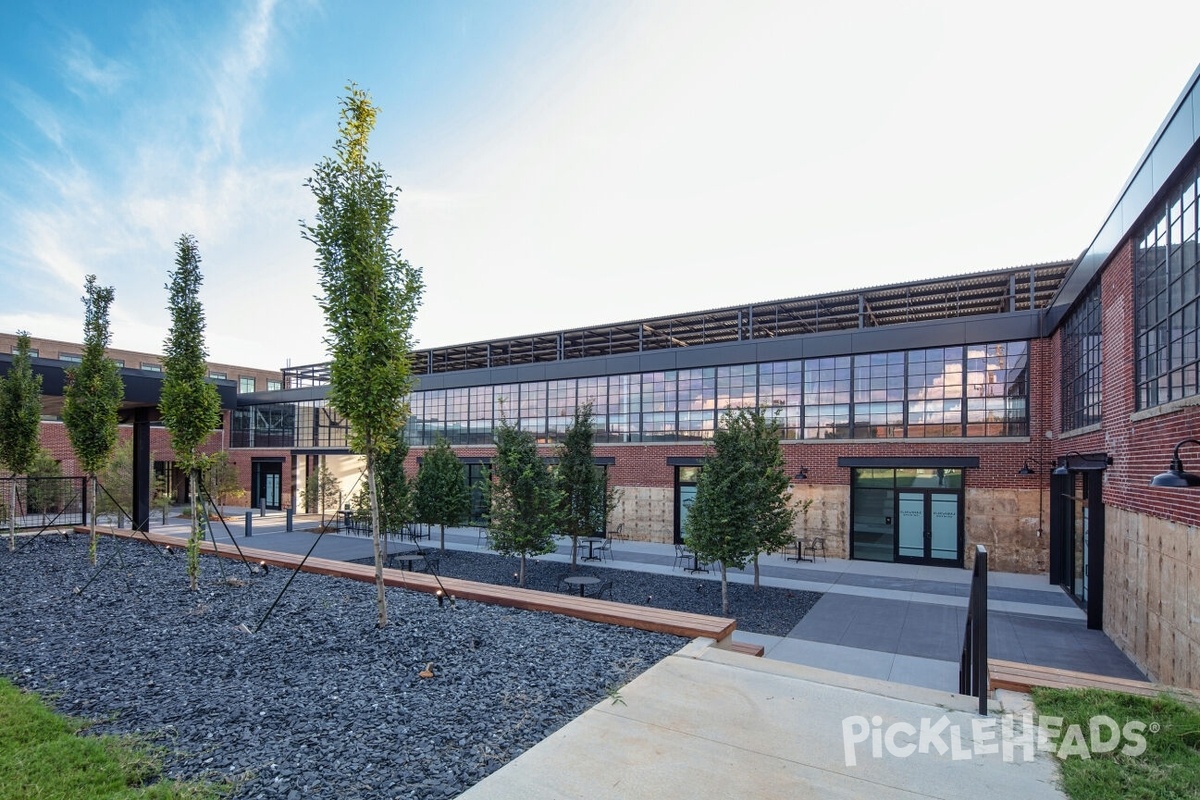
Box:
[244,510,253,537]
[259,497,266,517]
[286,508,293,532]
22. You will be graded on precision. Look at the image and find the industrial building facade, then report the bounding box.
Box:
[5,66,1200,690]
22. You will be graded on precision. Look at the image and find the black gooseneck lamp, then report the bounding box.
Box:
[1051,452,1112,476]
[1149,438,1200,487]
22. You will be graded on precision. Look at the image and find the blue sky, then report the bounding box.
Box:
[2,1,1199,370]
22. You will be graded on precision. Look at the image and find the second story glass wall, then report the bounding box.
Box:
[404,340,1029,446]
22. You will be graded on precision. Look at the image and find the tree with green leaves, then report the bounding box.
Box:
[375,426,413,537]
[303,84,424,627]
[555,403,607,570]
[62,276,124,564]
[303,461,342,522]
[684,408,795,613]
[740,408,797,588]
[414,436,469,551]
[160,235,222,590]
[0,331,43,551]
[202,450,246,512]
[97,438,133,527]
[487,418,561,587]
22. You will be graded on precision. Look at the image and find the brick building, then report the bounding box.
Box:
[5,65,1200,690]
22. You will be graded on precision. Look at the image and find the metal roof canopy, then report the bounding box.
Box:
[284,260,1070,384]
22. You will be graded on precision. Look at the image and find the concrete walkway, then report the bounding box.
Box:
[457,644,1065,800]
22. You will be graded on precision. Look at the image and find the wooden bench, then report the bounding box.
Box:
[82,527,738,644]
[989,658,1199,702]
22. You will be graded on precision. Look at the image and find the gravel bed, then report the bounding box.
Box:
[381,547,822,637]
[0,535,690,799]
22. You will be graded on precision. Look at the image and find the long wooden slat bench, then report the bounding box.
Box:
[78,527,739,645]
[989,658,1199,702]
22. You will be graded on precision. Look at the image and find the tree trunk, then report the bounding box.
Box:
[439,523,445,552]
[753,553,761,589]
[368,452,388,628]
[518,554,527,587]
[720,563,730,616]
[7,477,15,552]
[187,469,201,590]
[570,534,579,570]
[88,474,98,565]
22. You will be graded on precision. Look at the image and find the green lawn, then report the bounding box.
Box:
[1031,687,1200,800]
[0,678,226,800]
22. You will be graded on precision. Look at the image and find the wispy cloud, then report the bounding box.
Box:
[4,80,64,149]
[61,31,130,96]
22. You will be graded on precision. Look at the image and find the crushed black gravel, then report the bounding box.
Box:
[1,535,695,799]
[377,547,822,637]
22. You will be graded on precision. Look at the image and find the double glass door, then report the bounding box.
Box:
[897,491,960,563]
[850,467,963,566]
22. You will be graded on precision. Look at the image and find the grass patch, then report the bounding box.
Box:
[0,678,226,799]
[1031,686,1200,800]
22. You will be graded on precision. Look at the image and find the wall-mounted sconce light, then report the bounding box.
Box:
[794,467,808,481]
[1149,439,1200,487]
[1017,461,1035,475]
[1051,452,1113,476]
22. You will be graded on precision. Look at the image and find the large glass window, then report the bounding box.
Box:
[245,341,1030,448]
[965,342,1028,436]
[802,356,851,439]
[1135,161,1200,408]
[906,346,963,437]
[1061,281,1102,430]
[852,352,905,438]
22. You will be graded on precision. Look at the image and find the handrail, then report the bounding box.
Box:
[959,545,988,715]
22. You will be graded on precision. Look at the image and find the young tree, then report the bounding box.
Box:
[488,418,560,587]
[302,461,342,521]
[741,408,797,588]
[684,408,795,613]
[414,436,469,551]
[0,331,42,551]
[62,276,124,563]
[555,403,606,570]
[375,426,413,537]
[97,438,133,526]
[202,451,246,512]
[160,235,222,590]
[303,84,424,627]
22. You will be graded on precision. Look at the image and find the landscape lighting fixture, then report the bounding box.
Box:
[436,589,445,607]
[1149,439,1200,487]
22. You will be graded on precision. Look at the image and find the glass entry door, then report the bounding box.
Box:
[896,490,961,565]
[251,461,283,511]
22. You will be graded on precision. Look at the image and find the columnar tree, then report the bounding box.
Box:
[0,331,42,551]
[414,436,469,551]
[684,408,794,613]
[555,403,606,569]
[62,276,124,563]
[741,408,797,588]
[488,418,560,587]
[160,235,222,591]
[303,84,424,627]
[375,426,413,536]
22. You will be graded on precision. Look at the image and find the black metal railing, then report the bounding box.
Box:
[0,476,87,530]
[959,545,989,716]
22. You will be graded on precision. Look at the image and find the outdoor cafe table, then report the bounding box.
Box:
[580,537,606,561]
[562,575,601,596]
[787,538,812,563]
[388,552,425,571]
